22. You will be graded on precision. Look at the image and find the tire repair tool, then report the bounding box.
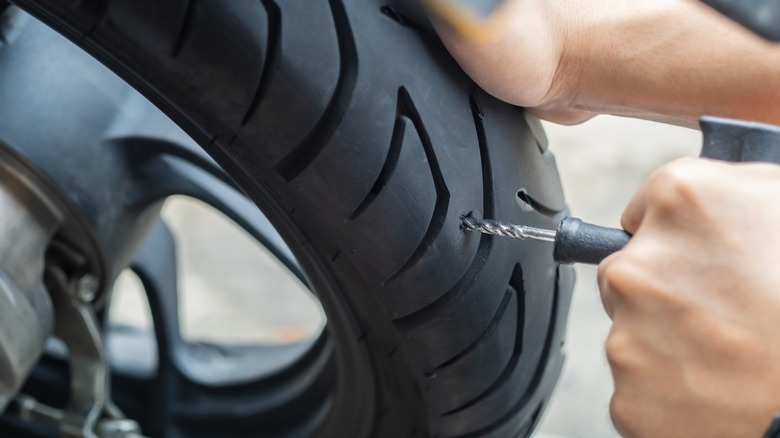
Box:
[463,117,780,265]
[462,216,630,266]
[429,0,780,265]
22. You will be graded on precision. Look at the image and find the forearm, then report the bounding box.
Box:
[556,0,780,127]
[435,0,780,127]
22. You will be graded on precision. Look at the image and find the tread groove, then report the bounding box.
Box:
[442,265,525,416]
[517,189,560,217]
[83,0,109,35]
[379,5,425,33]
[392,90,493,325]
[433,289,512,371]
[446,269,559,438]
[241,0,281,126]
[470,91,495,219]
[348,99,409,220]
[382,86,451,284]
[172,0,197,57]
[276,0,358,181]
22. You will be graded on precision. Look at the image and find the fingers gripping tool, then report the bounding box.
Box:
[463,118,780,265]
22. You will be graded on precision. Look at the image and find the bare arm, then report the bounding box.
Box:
[434,0,780,127]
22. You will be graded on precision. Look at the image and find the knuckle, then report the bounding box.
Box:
[596,256,612,289]
[598,256,637,298]
[605,329,636,370]
[619,209,639,233]
[602,254,688,311]
[609,392,636,438]
[648,163,701,211]
[597,255,619,319]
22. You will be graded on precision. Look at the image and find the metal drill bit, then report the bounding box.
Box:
[462,217,557,242]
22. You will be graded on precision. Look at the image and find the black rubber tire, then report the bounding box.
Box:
[10,1,576,436]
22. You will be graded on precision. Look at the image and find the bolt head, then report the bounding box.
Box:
[76,274,99,303]
[97,418,143,438]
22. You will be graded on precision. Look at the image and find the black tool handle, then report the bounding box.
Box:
[699,116,780,162]
[554,117,780,266]
[553,217,631,265]
[700,0,780,42]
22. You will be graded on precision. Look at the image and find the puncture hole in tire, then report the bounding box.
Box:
[516,189,535,212]
[380,6,406,25]
[459,211,480,231]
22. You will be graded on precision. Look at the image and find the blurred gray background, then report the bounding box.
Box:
[110,115,701,438]
[536,117,700,437]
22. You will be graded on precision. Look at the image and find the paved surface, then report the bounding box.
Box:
[110,115,700,437]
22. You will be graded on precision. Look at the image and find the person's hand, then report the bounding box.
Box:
[599,158,780,437]
[430,0,594,124]
[430,0,780,127]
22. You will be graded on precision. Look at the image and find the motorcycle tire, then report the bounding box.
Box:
[11,0,576,436]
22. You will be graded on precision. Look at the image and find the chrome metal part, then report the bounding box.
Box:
[11,258,148,437]
[0,187,56,411]
[47,263,109,438]
[462,217,557,242]
[95,418,145,438]
[0,146,75,412]
[76,273,99,304]
[43,261,148,438]
[15,394,146,438]
[16,394,64,423]
[0,140,110,427]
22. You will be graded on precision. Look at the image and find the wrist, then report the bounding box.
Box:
[552,0,681,114]
[433,0,567,108]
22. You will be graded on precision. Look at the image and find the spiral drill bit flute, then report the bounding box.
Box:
[461,216,631,265]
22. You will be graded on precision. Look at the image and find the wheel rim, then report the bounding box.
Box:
[0,10,367,437]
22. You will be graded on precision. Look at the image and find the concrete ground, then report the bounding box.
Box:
[110,115,701,437]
